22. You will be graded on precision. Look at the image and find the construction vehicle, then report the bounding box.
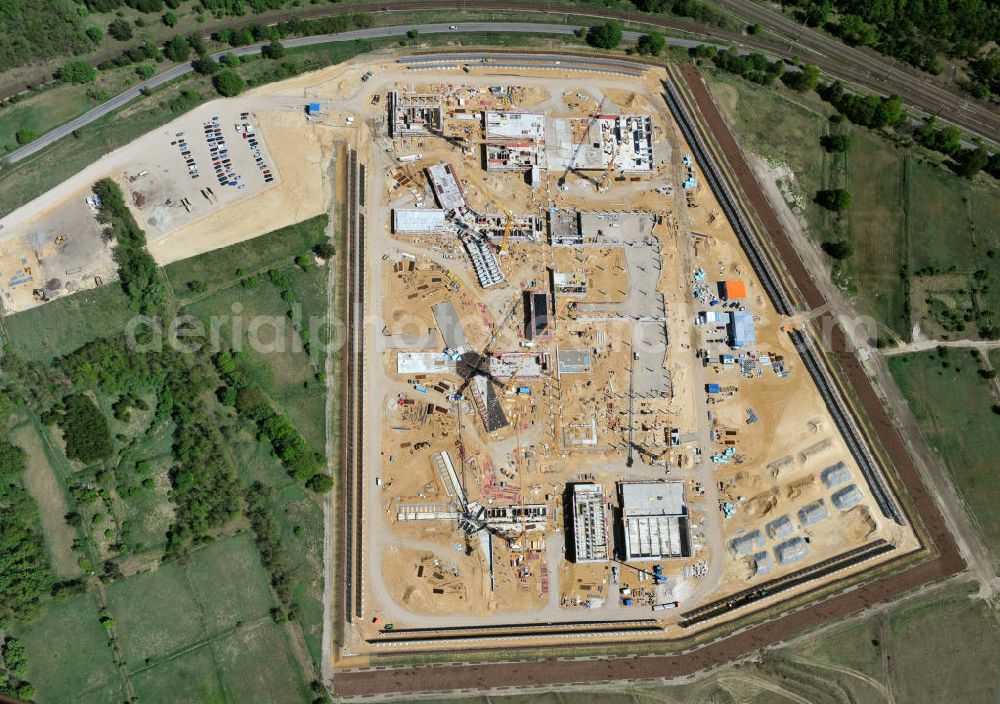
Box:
[474,181,515,254]
[597,136,623,193]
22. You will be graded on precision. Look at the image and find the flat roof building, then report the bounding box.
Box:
[484,142,539,172]
[728,311,756,349]
[570,484,609,563]
[484,112,545,141]
[396,352,456,374]
[548,209,582,246]
[525,290,553,341]
[619,481,689,561]
[426,162,467,212]
[392,208,446,234]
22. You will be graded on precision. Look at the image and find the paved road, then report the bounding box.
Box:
[2,21,703,167]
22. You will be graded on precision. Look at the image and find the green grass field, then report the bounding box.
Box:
[162,215,328,301]
[0,86,92,153]
[11,592,122,703]
[130,645,227,704]
[182,250,329,448]
[184,534,276,635]
[106,561,208,669]
[889,584,1000,703]
[2,284,133,361]
[211,619,311,704]
[843,133,909,333]
[706,72,1000,341]
[10,419,82,578]
[889,348,1000,571]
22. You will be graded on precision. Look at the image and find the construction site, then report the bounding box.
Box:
[341,56,923,658]
[0,47,954,693]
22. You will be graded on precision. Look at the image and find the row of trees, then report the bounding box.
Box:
[215,351,331,493]
[93,179,164,315]
[0,440,53,626]
[760,0,999,78]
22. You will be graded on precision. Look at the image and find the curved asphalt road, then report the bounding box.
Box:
[1,21,706,166]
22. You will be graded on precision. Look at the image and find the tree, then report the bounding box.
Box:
[192,55,219,75]
[637,31,666,56]
[61,393,114,462]
[837,15,878,46]
[136,63,155,80]
[58,60,97,84]
[587,21,623,50]
[953,147,988,178]
[782,63,820,92]
[220,53,240,68]
[747,22,762,35]
[261,40,285,59]
[306,473,334,493]
[821,240,853,260]
[162,10,178,27]
[86,26,104,44]
[15,128,38,145]
[819,134,851,152]
[212,69,245,97]
[108,18,134,41]
[815,188,853,212]
[164,34,190,62]
[406,29,419,39]
[313,242,335,259]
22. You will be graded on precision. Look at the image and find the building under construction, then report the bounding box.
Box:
[569,483,609,563]
[474,213,543,243]
[524,289,553,341]
[619,481,690,561]
[484,142,540,172]
[388,91,442,138]
[426,162,468,212]
[484,111,545,141]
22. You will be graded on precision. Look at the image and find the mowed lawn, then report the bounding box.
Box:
[889,349,1000,570]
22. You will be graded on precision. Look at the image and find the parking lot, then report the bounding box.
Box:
[125,105,279,240]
